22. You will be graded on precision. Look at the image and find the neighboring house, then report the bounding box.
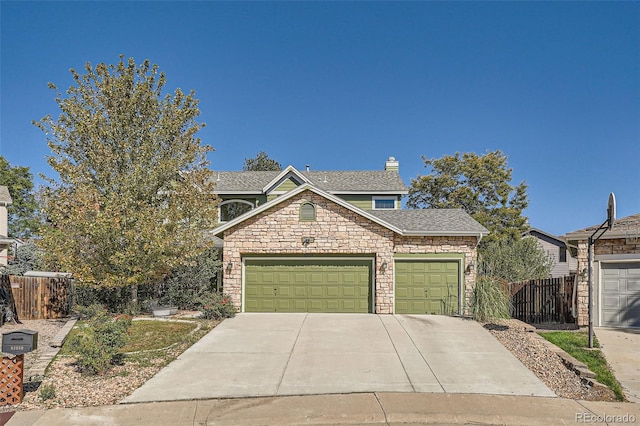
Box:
[523,228,577,278]
[0,186,13,266]
[210,157,488,315]
[565,213,640,328]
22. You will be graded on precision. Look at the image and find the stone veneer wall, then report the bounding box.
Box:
[222,190,479,314]
[575,238,640,326]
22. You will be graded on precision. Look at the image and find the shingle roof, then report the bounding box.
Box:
[0,186,12,204]
[565,213,640,240]
[210,184,488,237]
[212,170,408,193]
[367,209,488,235]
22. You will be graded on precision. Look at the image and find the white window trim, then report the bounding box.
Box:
[372,196,397,210]
[218,199,255,223]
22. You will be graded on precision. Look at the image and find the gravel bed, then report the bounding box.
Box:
[484,319,617,401]
[0,319,68,371]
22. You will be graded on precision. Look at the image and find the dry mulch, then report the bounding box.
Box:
[0,317,618,412]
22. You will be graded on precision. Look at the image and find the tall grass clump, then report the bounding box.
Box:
[471,276,511,322]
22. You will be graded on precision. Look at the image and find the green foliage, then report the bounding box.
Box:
[0,156,39,238]
[67,309,132,375]
[73,303,108,320]
[471,277,512,322]
[75,286,138,314]
[408,151,528,243]
[157,248,221,309]
[2,241,43,275]
[34,56,218,297]
[199,292,236,320]
[479,237,553,282]
[243,151,282,171]
[38,383,56,401]
[540,332,626,401]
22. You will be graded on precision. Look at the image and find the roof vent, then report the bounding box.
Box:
[385,157,399,172]
[306,165,310,172]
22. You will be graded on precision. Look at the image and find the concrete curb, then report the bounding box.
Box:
[5,392,640,426]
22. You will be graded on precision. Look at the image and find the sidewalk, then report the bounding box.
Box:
[5,393,640,426]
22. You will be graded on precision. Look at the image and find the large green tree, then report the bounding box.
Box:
[243,151,282,171]
[408,150,528,243]
[0,156,38,238]
[34,56,218,304]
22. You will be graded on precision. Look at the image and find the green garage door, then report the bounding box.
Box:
[244,258,372,313]
[395,260,459,315]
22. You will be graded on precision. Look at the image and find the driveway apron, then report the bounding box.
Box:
[595,327,640,403]
[124,313,554,403]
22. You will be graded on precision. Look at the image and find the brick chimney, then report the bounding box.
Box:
[384,156,399,172]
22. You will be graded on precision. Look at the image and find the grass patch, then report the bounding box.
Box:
[120,320,197,353]
[60,319,200,356]
[540,331,626,401]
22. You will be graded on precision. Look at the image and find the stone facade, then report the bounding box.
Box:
[574,238,640,326]
[222,190,479,314]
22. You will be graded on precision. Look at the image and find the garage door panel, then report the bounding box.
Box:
[245,258,371,313]
[601,262,640,327]
[628,279,640,292]
[395,260,459,315]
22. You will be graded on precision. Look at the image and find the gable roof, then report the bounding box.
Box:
[565,212,640,241]
[524,228,567,248]
[212,167,408,194]
[210,183,488,238]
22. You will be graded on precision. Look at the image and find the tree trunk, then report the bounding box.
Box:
[130,284,138,306]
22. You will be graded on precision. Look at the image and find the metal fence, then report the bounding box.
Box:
[507,275,575,324]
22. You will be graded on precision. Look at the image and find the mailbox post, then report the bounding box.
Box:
[1,329,38,405]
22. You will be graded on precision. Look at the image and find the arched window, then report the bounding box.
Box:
[219,199,255,223]
[299,202,316,222]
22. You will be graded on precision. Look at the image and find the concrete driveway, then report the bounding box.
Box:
[124,314,554,403]
[595,327,640,403]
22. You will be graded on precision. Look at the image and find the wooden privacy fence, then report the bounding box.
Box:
[0,275,72,320]
[507,276,575,324]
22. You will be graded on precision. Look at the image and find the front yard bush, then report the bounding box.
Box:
[156,248,222,310]
[67,310,132,375]
[199,292,236,320]
[471,276,511,322]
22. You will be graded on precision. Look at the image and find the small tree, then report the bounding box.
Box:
[3,241,43,275]
[0,156,39,238]
[34,56,218,306]
[243,151,282,171]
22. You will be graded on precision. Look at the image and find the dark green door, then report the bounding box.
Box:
[395,260,459,315]
[244,258,372,313]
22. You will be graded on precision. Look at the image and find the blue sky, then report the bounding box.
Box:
[1,1,638,236]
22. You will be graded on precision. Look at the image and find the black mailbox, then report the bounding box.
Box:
[2,329,38,355]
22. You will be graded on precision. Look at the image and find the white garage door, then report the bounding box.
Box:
[601,262,640,328]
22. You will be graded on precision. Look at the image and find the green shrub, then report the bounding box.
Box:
[74,303,108,320]
[68,311,132,375]
[39,383,56,401]
[199,293,235,320]
[471,277,511,322]
[156,248,222,310]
